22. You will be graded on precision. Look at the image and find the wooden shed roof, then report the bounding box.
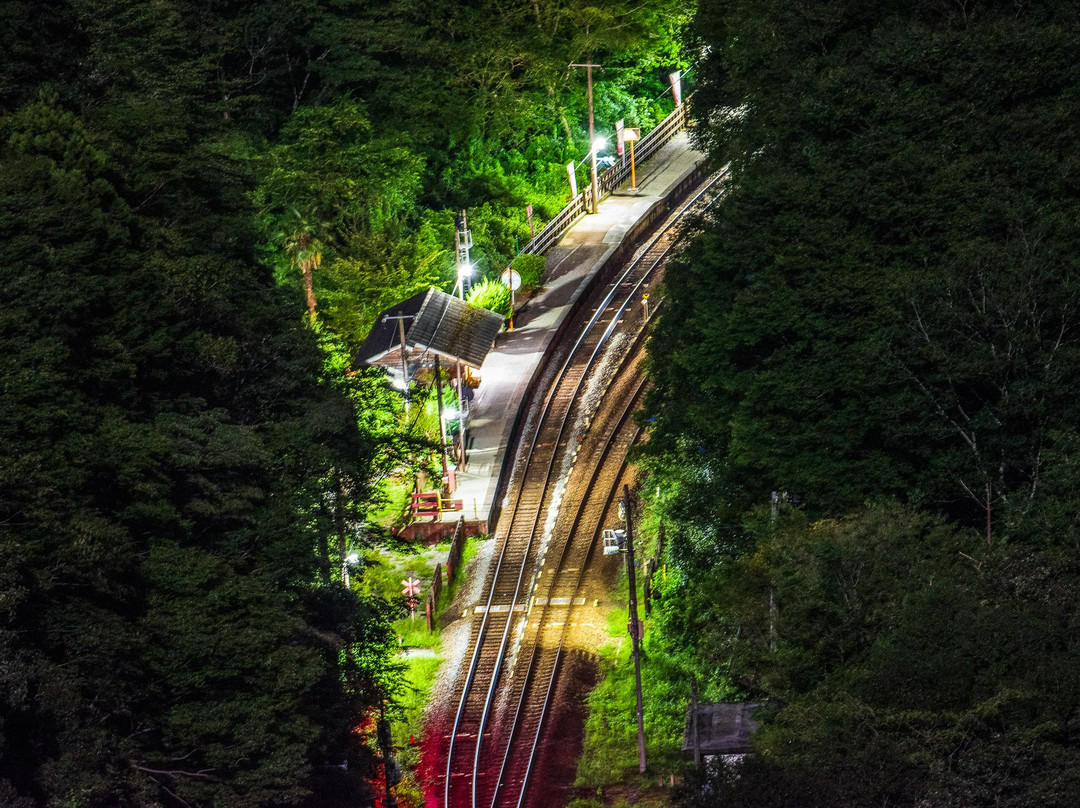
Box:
[355,288,503,371]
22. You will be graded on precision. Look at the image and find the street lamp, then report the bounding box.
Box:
[456,263,474,300]
[455,211,473,300]
[383,313,415,416]
[452,212,473,473]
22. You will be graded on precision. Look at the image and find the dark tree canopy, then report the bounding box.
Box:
[0,4,400,805]
[647,2,1080,806]
[0,0,693,804]
[649,0,1080,530]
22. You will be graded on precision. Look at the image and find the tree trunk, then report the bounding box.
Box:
[302,259,317,321]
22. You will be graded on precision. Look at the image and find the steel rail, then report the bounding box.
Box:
[445,168,728,808]
[499,226,686,807]
[505,374,649,808]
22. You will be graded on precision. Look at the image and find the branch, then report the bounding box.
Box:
[135,765,219,782]
[161,785,196,808]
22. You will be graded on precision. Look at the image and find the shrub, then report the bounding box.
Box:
[466,278,511,315]
[511,252,546,289]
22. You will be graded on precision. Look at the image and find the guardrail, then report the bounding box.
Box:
[514,101,690,260]
[524,191,588,257]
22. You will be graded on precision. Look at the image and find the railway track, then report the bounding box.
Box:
[439,169,727,808]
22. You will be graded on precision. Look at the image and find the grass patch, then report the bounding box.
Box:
[369,475,414,528]
[575,574,697,795]
[357,532,489,802]
[369,534,487,651]
[393,613,437,649]
[390,652,442,807]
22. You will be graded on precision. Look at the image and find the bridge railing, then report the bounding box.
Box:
[513,101,690,261]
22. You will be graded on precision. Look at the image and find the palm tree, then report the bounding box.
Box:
[283,206,324,322]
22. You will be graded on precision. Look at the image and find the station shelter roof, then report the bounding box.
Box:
[355,287,504,372]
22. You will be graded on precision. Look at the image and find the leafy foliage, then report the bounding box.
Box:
[242,0,696,346]
[511,252,547,290]
[0,0,698,804]
[466,278,511,316]
[643,2,1080,806]
[0,16,400,808]
[649,0,1080,530]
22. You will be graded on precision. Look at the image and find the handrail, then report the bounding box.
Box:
[598,103,687,195]
[512,100,690,263]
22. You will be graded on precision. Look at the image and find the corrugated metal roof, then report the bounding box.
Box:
[355,288,503,370]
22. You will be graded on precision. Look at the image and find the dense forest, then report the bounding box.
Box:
[0,1,689,807]
[643,1,1080,806]
[15,0,1079,805]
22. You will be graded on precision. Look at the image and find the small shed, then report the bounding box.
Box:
[355,288,503,380]
[683,701,762,765]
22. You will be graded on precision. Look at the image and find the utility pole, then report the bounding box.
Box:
[623,484,647,773]
[453,212,471,470]
[434,355,448,481]
[570,62,603,214]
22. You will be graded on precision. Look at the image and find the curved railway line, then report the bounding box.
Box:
[437,168,727,808]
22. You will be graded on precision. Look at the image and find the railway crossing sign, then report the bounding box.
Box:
[402,576,421,621]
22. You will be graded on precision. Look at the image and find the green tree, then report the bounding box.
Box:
[0,83,393,808]
[647,0,1080,531]
[654,2,1080,806]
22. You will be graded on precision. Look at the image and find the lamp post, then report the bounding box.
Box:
[455,210,474,300]
[453,212,473,472]
[382,313,415,416]
[623,127,641,189]
[570,61,603,213]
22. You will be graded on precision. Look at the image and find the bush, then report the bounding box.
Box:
[511,252,546,289]
[466,278,511,315]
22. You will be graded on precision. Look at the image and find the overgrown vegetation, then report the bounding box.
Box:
[640,1,1080,806]
[0,0,691,805]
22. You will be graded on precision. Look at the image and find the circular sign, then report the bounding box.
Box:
[500,268,522,291]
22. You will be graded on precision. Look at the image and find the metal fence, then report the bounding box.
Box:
[514,101,690,261]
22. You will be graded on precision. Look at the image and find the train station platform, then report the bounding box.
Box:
[409,130,706,539]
